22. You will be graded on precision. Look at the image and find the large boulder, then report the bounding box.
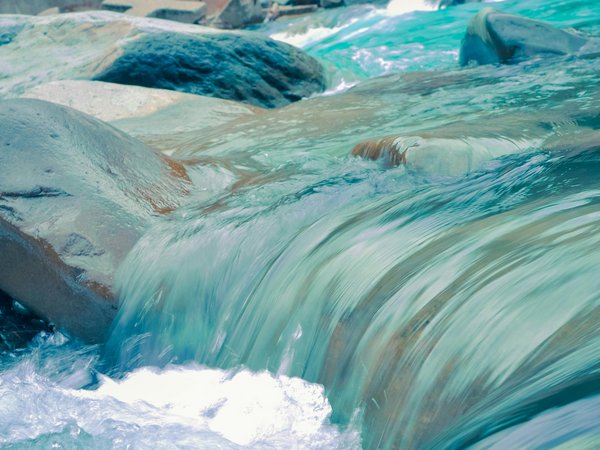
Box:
[459,8,594,66]
[21,80,260,139]
[0,98,191,342]
[0,12,326,108]
[93,31,324,108]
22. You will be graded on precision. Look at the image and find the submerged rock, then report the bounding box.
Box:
[459,8,593,66]
[351,134,538,176]
[0,98,190,341]
[0,12,326,108]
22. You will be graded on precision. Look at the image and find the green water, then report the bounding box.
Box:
[259,0,600,85]
[107,1,600,448]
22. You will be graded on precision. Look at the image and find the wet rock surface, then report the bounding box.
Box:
[207,0,264,29]
[0,12,325,108]
[0,98,191,342]
[21,80,261,140]
[460,8,595,66]
[93,30,325,108]
[0,290,52,353]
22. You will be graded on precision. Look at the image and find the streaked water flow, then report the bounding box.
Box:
[2,0,600,448]
[109,149,600,448]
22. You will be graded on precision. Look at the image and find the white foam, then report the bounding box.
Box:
[0,356,359,448]
[320,79,360,96]
[271,24,348,48]
[270,0,435,50]
[384,0,436,17]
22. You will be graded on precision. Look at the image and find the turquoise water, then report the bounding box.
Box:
[259,0,600,85]
[2,0,600,448]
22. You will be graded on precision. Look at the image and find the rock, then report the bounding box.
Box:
[320,0,344,9]
[0,98,191,342]
[459,8,591,66]
[0,12,326,108]
[102,0,208,24]
[208,0,264,29]
[93,30,325,108]
[351,134,536,176]
[38,7,62,15]
[0,0,102,15]
[351,136,408,168]
[0,290,52,352]
[21,80,260,139]
[270,4,319,17]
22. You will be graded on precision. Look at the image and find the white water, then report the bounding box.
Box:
[0,334,359,449]
[271,23,353,48]
[384,0,436,17]
[270,0,434,49]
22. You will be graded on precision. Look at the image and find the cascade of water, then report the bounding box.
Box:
[110,148,600,447]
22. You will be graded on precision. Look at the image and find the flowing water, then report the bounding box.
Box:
[2,0,600,448]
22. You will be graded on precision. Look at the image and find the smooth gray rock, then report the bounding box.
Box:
[0,12,326,108]
[0,0,101,14]
[460,8,590,66]
[21,80,260,139]
[0,98,191,342]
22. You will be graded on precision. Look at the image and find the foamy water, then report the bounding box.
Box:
[271,21,357,48]
[0,334,359,449]
[270,0,434,49]
[384,0,436,17]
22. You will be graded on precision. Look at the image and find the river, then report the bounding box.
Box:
[1,0,600,448]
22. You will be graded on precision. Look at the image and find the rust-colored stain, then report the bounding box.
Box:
[163,155,192,183]
[351,136,408,167]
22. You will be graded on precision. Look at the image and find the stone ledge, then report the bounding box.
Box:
[102,0,207,23]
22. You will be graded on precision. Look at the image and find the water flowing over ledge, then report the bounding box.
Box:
[1,0,600,448]
[109,148,600,448]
